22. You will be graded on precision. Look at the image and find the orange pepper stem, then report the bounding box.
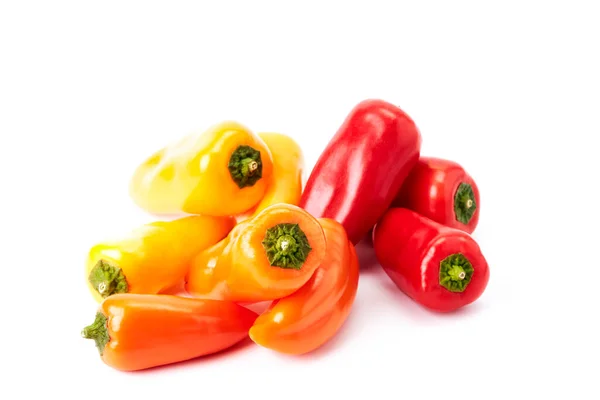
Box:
[228,145,263,188]
[82,312,110,356]
[261,223,312,270]
[88,259,128,299]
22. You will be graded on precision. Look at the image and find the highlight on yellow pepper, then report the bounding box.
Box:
[129,121,274,216]
[239,132,304,220]
[85,215,235,303]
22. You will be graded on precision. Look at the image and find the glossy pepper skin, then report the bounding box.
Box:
[300,99,422,244]
[240,132,304,220]
[249,218,359,355]
[129,121,274,216]
[81,294,257,371]
[393,157,480,234]
[373,208,490,312]
[185,203,327,303]
[86,215,235,303]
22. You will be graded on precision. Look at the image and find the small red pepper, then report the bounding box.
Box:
[373,208,490,312]
[393,157,480,234]
[300,99,422,244]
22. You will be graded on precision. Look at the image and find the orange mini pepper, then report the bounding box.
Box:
[86,215,235,303]
[185,204,327,303]
[129,121,273,216]
[249,218,359,355]
[240,132,304,220]
[82,294,257,371]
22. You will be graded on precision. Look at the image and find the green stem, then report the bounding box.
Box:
[454,182,477,224]
[439,253,474,292]
[261,223,312,270]
[228,145,263,188]
[82,312,110,355]
[88,259,129,299]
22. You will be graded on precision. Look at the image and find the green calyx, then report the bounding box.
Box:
[88,259,128,299]
[261,223,312,270]
[228,145,263,189]
[439,253,474,292]
[82,312,110,355]
[454,182,477,225]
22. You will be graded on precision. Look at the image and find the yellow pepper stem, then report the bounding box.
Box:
[88,259,129,298]
[228,145,263,188]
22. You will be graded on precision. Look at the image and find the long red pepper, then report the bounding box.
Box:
[393,157,480,234]
[373,208,490,312]
[300,99,422,244]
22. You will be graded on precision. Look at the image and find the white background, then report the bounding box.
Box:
[1,1,599,399]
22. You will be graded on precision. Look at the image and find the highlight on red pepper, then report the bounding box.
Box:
[249,218,359,355]
[81,294,258,371]
[300,99,422,244]
[185,203,327,303]
[393,157,481,234]
[373,208,490,312]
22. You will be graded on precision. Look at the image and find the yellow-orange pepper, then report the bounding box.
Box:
[129,121,274,216]
[240,132,304,219]
[185,204,327,303]
[85,215,235,303]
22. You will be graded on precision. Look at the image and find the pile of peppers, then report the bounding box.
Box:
[82,99,490,371]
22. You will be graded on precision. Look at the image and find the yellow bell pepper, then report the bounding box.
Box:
[129,121,274,216]
[240,132,304,220]
[85,215,235,303]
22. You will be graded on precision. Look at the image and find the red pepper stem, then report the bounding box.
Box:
[439,253,474,293]
[454,183,477,224]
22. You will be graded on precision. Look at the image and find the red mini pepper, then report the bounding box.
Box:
[373,208,489,312]
[393,157,480,234]
[300,99,422,244]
